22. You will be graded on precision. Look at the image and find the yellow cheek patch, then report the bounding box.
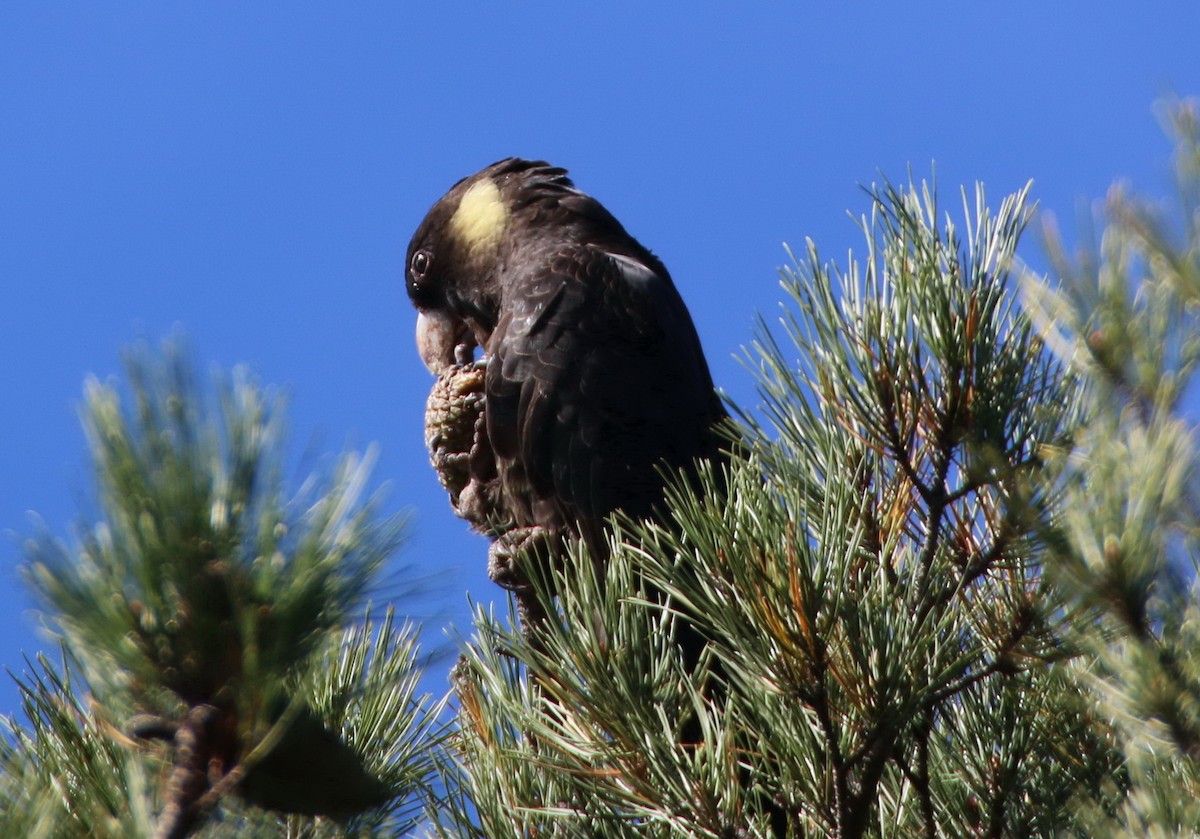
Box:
[450,179,508,254]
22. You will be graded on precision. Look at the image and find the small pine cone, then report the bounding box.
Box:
[424,361,487,500]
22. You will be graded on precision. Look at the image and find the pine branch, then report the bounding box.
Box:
[12,338,442,837]
[1025,96,1200,835]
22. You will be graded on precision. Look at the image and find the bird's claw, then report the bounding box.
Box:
[453,342,478,367]
[487,526,551,591]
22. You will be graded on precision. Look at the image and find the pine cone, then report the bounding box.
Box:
[424,360,486,503]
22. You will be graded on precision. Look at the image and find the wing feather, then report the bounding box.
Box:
[486,244,724,543]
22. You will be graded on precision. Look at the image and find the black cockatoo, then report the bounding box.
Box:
[406,158,726,593]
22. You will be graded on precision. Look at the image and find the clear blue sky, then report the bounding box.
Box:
[2,4,1198,717]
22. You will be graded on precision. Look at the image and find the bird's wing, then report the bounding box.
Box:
[486,244,723,541]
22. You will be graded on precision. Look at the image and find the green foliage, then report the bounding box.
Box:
[435,541,755,838]
[0,614,447,838]
[25,344,397,710]
[1025,97,1200,836]
[651,179,1108,836]
[0,652,158,838]
[285,607,449,833]
[4,340,444,837]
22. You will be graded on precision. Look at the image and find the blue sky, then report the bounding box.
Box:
[2,4,1198,717]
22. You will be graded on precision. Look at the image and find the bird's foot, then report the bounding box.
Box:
[455,476,509,538]
[488,526,557,640]
[487,525,551,592]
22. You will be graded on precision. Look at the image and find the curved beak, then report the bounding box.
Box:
[415,310,476,374]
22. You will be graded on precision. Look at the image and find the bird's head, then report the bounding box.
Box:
[406,158,591,373]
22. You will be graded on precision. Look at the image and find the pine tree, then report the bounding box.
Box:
[1,341,446,838]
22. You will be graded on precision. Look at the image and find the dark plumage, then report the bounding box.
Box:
[406,157,726,565]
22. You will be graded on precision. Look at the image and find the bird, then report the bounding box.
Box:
[405,157,727,600]
[407,160,784,832]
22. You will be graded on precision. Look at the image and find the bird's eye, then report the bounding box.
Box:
[410,249,432,281]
